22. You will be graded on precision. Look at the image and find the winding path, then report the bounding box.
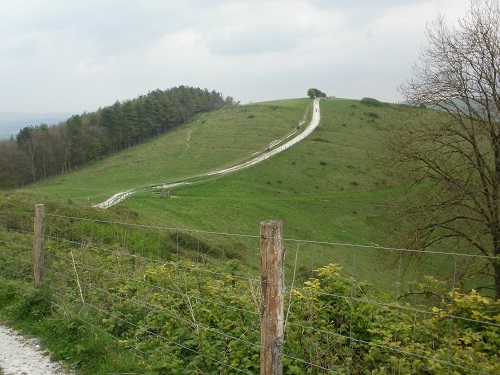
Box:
[94,98,321,209]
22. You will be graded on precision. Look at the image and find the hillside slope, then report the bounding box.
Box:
[19,97,410,245]
[1,98,496,375]
[7,96,461,293]
[116,97,416,288]
[94,98,322,208]
[22,99,312,204]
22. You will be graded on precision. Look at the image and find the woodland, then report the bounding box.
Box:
[0,86,235,188]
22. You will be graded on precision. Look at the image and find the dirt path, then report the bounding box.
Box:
[94,98,321,208]
[0,325,72,375]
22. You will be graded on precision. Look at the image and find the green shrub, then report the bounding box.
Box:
[1,234,497,374]
[364,111,381,118]
[361,97,385,107]
[8,285,52,321]
[312,137,330,143]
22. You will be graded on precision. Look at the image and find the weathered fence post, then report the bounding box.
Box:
[260,220,284,375]
[33,204,45,288]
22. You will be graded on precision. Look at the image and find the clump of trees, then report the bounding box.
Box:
[0,86,235,188]
[307,88,327,98]
[386,0,500,299]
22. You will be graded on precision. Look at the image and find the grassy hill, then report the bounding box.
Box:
[120,98,398,237]
[119,98,425,289]
[3,97,495,375]
[22,99,311,204]
[10,97,431,290]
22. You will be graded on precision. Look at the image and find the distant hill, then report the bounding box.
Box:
[0,112,73,139]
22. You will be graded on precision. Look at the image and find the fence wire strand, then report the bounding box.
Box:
[1,211,498,374]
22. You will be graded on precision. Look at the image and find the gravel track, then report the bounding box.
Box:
[0,325,73,375]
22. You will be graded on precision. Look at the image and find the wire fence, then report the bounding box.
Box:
[0,208,498,374]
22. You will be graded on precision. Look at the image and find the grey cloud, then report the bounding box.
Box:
[0,0,471,113]
[207,25,307,56]
[5,1,215,56]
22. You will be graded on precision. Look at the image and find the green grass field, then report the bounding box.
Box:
[7,97,454,290]
[22,99,311,204]
[113,98,423,289]
[119,99,395,234]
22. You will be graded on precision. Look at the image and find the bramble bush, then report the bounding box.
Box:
[364,287,499,374]
[0,214,498,374]
[96,259,499,374]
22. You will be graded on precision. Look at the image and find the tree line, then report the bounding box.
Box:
[0,86,235,188]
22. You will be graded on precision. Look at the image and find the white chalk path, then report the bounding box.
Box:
[94,98,321,209]
[204,98,321,177]
[0,325,73,375]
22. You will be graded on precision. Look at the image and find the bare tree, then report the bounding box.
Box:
[393,0,500,299]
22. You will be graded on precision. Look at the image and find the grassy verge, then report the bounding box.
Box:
[0,230,496,374]
[0,279,145,374]
[1,185,497,374]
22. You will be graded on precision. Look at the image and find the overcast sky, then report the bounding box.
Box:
[0,0,470,114]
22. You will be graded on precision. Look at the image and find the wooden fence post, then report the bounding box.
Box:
[260,220,284,375]
[33,204,45,288]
